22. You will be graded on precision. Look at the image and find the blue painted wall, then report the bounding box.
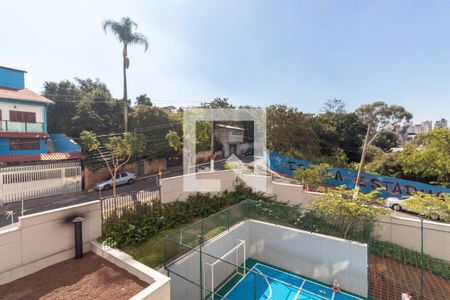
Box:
[49,134,80,152]
[0,137,47,155]
[269,152,450,198]
[0,67,25,89]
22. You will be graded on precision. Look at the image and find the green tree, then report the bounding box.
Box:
[103,16,149,132]
[398,128,450,186]
[312,186,389,238]
[201,97,234,109]
[80,131,143,196]
[267,104,320,160]
[354,101,412,195]
[321,98,346,114]
[135,94,152,106]
[129,105,176,160]
[403,192,450,221]
[293,163,333,191]
[365,152,405,178]
[44,80,79,135]
[166,130,182,152]
[373,131,399,151]
[44,78,123,137]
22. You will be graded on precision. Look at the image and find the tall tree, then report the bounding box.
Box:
[103,16,149,132]
[354,101,412,195]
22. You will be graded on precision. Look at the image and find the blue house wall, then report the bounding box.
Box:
[49,134,81,152]
[0,137,48,155]
[0,67,25,89]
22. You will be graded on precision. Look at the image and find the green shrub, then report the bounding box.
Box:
[102,183,274,247]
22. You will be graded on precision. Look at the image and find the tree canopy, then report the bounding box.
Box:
[399,128,450,185]
[312,186,389,238]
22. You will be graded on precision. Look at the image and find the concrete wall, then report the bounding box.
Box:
[374,214,450,262]
[160,170,237,203]
[159,170,322,208]
[168,220,368,298]
[0,201,101,284]
[84,158,167,190]
[249,220,368,297]
[168,220,250,300]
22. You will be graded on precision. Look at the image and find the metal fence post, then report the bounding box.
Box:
[198,234,204,300]
[163,237,167,270]
[227,208,230,231]
[420,218,424,300]
[201,219,205,242]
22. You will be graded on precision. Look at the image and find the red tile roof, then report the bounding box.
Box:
[0,88,54,104]
[0,152,81,164]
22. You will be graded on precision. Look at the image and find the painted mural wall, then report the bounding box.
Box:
[268,152,450,198]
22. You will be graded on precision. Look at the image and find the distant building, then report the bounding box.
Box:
[399,120,434,144]
[160,106,177,114]
[422,120,433,132]
[435,118,448,129]
[0,66,82,204]
[215,124,244,157]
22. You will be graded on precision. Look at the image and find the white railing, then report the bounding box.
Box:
[0,161,82,204]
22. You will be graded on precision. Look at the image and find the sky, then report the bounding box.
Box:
[1,0,449,123]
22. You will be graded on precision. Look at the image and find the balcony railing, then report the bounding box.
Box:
[0,120,44,133]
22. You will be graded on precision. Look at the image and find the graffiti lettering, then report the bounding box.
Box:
[269,152,450,198]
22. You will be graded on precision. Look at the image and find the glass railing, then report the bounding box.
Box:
[0,120,44,133]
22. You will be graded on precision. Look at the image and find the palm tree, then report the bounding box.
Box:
[103,17,149,132]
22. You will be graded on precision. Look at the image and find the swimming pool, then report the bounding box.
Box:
[223,263,364,300]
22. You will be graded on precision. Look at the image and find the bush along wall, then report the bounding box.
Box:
[102,183,275,247]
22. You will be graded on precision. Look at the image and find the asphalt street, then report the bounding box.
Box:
[0,158,241,227]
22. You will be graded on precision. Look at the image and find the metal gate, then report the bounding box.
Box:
[0,161,82,204]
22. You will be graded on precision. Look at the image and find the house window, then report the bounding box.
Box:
[9,139,40,150]
[9,111,36,123]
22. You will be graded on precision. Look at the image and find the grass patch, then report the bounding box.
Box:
[121,219,200,268]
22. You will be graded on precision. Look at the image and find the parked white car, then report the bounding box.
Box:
[95,172,136,191]
[386,196,440,220]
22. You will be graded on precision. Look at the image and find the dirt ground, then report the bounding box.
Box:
[370,256,450,300]
[0,252,150,300]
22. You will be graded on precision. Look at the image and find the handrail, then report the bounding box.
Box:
[0,120,44,133]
